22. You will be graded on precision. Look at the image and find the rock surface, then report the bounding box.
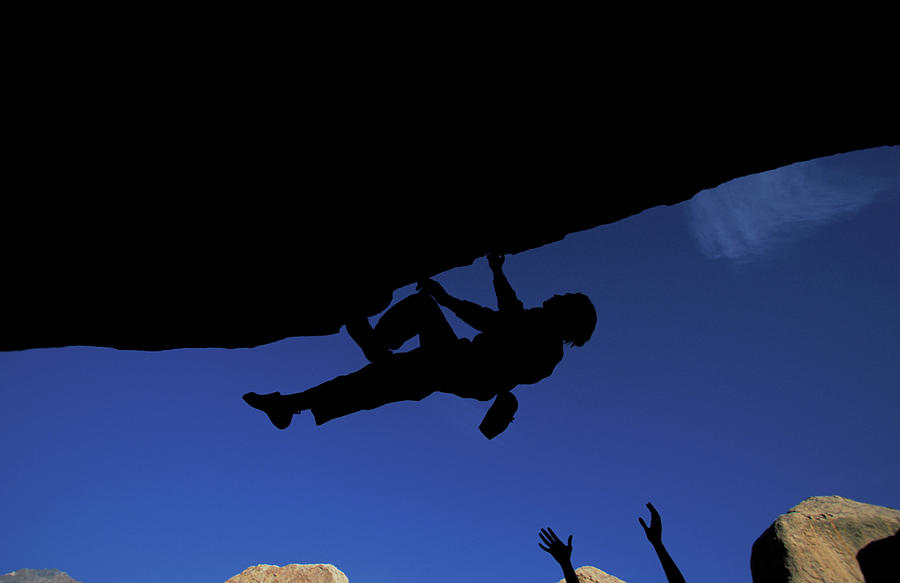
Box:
[557,565,626,582]
[0,570,82,583]
[751,495,900,583]
[3,49,894,353]
[225,564,349,583]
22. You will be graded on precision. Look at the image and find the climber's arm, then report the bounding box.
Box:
[417,279,496,331]
[488,254,524,312]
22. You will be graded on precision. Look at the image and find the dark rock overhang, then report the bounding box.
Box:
[4,54,895,351]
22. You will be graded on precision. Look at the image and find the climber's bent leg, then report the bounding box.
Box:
[345,317,392,363]
[373,292,457,351]
[346,292,457,363]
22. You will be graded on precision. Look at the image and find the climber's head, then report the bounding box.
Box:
[542,293,597,347]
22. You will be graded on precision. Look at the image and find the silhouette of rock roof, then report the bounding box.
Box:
[3,57,895,351]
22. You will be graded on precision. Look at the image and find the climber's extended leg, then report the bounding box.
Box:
[242,391,298,430]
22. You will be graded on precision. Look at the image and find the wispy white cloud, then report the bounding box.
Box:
[687,147,899,260]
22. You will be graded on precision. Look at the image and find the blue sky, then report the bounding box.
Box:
[1,146,898,583]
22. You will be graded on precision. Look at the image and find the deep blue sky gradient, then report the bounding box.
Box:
[2,147,898,583]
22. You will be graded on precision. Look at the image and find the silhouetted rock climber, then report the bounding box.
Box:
[242,253,596,438]
[539,527,579,583]
[640,502,687,583]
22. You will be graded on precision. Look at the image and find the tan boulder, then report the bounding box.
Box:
[0,570,81,583]
[225,564,349,583]
[751,495,900,583]
[556,565,626,582]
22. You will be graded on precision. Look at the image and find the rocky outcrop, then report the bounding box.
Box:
[225,564,349,583]
[751,495,900,583]
[7,26,900,355]
[3,52,894,354]
[557,565,626,582]
[0,570,82,583]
